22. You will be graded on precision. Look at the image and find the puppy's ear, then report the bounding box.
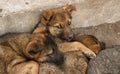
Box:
[33,25,47,33]
[25,41,41,59]
[62,5,76,13]
[41,10,53,21]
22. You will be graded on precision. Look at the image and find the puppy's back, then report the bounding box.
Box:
[74,34,105,54]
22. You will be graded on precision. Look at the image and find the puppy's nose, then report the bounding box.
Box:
[68,34,74,41]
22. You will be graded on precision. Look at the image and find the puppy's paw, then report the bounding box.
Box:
[84,50,96,59]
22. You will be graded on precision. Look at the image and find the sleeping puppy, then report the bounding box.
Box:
[0,28,64,74]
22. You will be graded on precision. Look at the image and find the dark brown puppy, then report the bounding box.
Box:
[34,5,97,58]
[0,29,64,74]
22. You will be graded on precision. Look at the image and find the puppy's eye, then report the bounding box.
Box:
[54,23,62,29]
[29,44,43,54]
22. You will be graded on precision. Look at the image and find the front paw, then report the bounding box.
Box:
[84,50,96,59]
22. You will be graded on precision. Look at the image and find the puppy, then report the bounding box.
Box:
[0,29,64,74]
[34,5,99,58]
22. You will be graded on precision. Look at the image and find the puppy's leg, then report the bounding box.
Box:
[59,42,96,59]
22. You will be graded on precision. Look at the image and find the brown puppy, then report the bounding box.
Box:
[37,5,75,41]
[0,30,64,74]
[34,5,98,58]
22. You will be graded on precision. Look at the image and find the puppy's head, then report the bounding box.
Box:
[40,5,76,41]
[25,32,64,65]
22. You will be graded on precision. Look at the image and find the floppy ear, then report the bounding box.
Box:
[40,10,53,26]
[62,5,76,13]
[25,40,41,59]
[41,10,53,21]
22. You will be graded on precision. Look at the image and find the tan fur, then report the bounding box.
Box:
[38,51,88,74]
[39,63,63,74]
[61,51,88,74]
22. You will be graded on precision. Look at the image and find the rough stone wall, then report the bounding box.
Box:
[87,45,120,74]
[0,0,120,35]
